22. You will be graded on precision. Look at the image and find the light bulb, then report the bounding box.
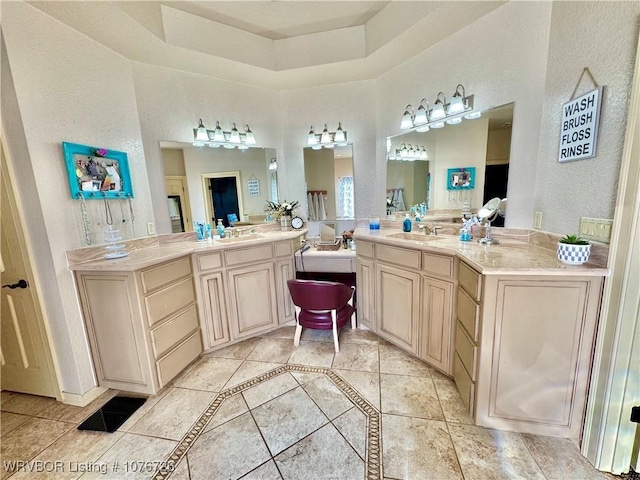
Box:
[320,124,331,144]
[195,119,208,141]
[230,123,241,143]
[213,121,225,142]
[334,123,346,142]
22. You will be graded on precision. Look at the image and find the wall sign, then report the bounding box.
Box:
[558,87,602,163]
[247,177,260,196]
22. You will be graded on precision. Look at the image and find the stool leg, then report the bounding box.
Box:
[293,307,302,347]
[332,310,339,353]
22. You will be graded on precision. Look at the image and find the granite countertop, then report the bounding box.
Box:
[67,229,306,272]
[353,227,609,276]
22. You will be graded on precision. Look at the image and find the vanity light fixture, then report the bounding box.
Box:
[268,158,277,171]
[192,120,258,149]
[400,84,481,131]
[306,123,348,149]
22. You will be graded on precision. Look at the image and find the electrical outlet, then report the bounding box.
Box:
[579,217,613,243]
[534,211,543,229]
[147,222,156,235]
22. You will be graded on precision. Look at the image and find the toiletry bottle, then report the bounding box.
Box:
[206,223,212,240]
[403,214,412,232]
[217,219,225,238]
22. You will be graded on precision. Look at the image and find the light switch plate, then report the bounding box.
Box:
[579,217,613,243]
[534,212,543,229]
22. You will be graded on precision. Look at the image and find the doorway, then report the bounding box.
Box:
[483,163,509,227]
[164,176,192,233]
[202,171,244,228]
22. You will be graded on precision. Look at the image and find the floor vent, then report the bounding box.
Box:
[77,396,146,433]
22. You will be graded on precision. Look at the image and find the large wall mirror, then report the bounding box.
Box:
[386,103,513,226]
[303,145,355,221]
[160,142,278,231]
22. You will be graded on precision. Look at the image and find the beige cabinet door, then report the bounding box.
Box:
[356,258,375,330]
[227,262,278,339]
[199,271,230,349]
[1,152,58,398]
[419,275,454,374]
[376,263,420,354]
[275,259,295,324]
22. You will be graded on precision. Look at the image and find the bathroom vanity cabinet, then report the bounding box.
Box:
[75,256,202,395]
[457,260,604,437]
[194,239,297,350]
[354,228,607,438]
[360,241,457,375]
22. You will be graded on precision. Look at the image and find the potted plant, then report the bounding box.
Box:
[557,234,591,265]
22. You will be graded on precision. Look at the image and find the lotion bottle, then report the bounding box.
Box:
[217,219,225,238]
[402,214,412,233]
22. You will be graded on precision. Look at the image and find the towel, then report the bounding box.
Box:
[396,189,405,211]
[317,193,327,221]
[307,192,316,221]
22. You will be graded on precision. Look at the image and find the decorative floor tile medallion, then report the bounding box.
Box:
[152,364,381,480]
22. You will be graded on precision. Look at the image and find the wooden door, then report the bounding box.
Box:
[226,262,278,339]
[356,258,375,329]
[419,275,454,374]
[275,259,295,324]
[1,150,58,397]
[199,271,230,349]
[375,263,420,354]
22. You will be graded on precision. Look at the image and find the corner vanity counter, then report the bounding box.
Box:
[353,226,607,438]
[68,228,304,396]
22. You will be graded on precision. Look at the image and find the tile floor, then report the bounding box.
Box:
[0,326,623,480]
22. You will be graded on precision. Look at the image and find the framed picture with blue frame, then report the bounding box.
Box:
[446,167,476,190]
[63,142,134,199]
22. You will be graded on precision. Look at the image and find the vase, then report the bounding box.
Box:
[557,242,591,265]
[280,216,291,230]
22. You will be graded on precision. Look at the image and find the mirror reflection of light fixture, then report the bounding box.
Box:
[306,123,348,148]
[268,158,277,171]
[389,143,428,161]
[192,119,258,149]
[400,84,478,131]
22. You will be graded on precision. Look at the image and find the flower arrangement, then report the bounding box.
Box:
[265,200,299,220]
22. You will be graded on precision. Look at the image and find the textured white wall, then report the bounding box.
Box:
[534,1,640,234]
[376,1,553,227]
[2,2,155,394]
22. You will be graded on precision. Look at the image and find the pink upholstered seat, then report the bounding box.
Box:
[287,279,356,353]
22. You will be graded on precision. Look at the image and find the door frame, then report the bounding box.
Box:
[1,137,61,400]
[581,30,640,474]
[164,175,193,232]
[201,171,244,225]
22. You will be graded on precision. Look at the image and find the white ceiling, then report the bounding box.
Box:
[163,1,391,40]
[26,1,506,89]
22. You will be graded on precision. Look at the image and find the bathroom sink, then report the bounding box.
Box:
[216,234,265,243]
[387,233,444,242]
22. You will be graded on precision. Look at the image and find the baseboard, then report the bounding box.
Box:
[60,386,108,407]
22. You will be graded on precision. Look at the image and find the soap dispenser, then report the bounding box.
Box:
[402,214,412,232]
[217,219,226,238]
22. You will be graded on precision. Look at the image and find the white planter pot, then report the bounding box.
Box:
[557,242,591,265]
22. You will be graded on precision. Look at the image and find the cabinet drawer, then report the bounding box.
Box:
[225,244,273,267]
[422,252,454,278]
[141,257,191,294]
[156,331,202,388]
[459,261,482,301]
[455,322,476,381]
[274,241,293,258]
[357,241,374,259]
[197,252,222,271]
[376,244,421,270]
[145,277,195,326]
[151,305,199,358]
[457,287,480,342]
[454,353,474,411]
